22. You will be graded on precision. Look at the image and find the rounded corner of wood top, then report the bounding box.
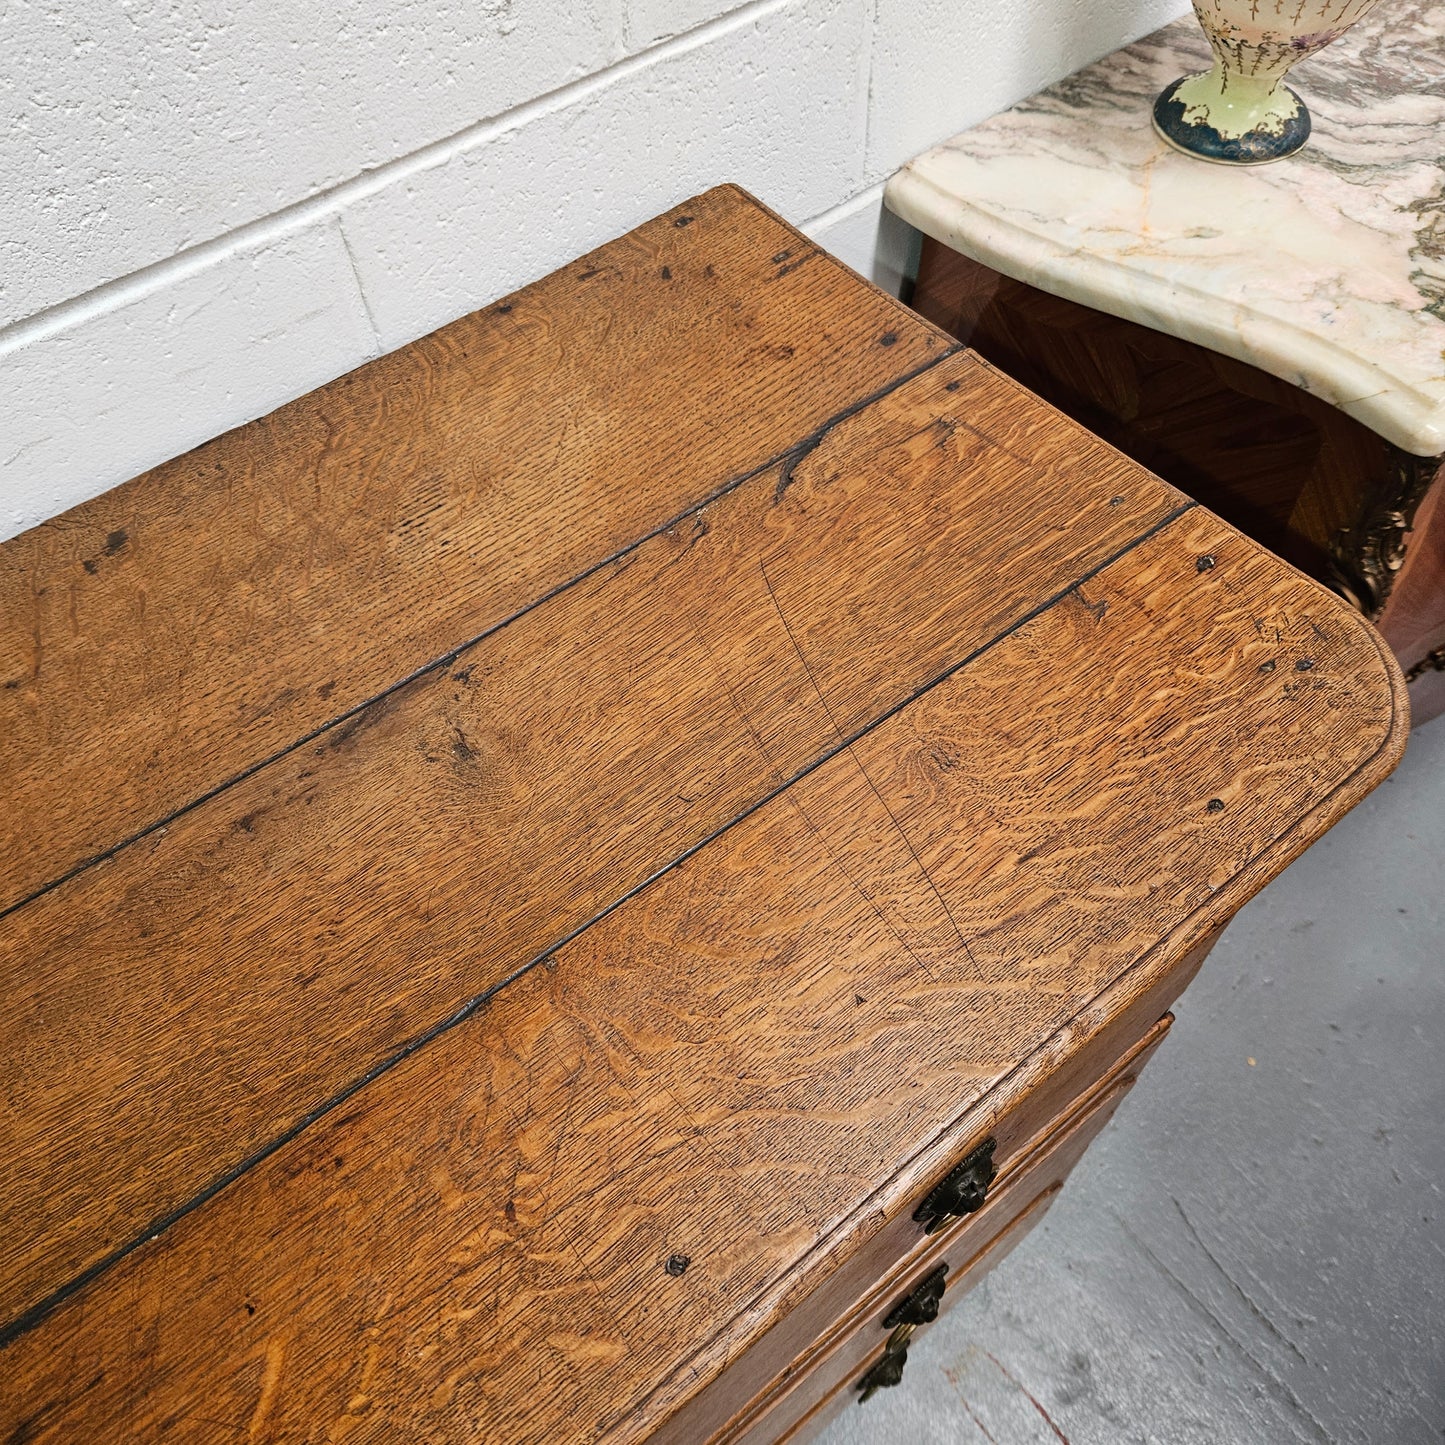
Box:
[1306,572,1413,782]
[1362,610,1412,777]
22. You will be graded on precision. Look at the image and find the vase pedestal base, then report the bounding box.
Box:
[1152,76,1310,164]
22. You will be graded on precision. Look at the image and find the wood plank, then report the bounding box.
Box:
[0,509,1404,1443]
[0,352,1186,1337]
[0,185,948,915]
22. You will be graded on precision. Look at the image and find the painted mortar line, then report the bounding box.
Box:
[802,178,889,235]
[335,216,384,356]
[0,0,788,358]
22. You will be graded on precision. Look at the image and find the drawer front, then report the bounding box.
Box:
[652,927,1212,1445]
[709,1013,1173,1445]
[772,1190,1059,1445]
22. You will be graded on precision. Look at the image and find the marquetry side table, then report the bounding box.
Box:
[885,1,1445,724]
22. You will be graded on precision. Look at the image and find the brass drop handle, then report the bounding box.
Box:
[856,1338,910,1404]
[856,1264,949,1403]
[912,1138,997,1235]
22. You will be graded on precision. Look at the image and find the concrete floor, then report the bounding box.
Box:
[821,717,1445,1445]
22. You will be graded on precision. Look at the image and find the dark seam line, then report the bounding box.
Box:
[0,496,1195,1352]
[634,554,1408,1428]
[0,345,961,927]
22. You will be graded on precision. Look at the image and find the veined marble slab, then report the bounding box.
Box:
[885,3,1445,457]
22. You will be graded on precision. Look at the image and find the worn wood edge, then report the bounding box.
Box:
[706,1017,1174,1445]
[0,344,963,931]
[614,540,1409,1444]
[722,184,960,352]
[770,1189,1064,1445]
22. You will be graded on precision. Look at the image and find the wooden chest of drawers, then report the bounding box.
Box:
[0,187,1404,1442]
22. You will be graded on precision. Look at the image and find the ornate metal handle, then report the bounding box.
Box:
[857,1264,951,1403]
[884,1263,949,1328]
[856,1335,911,1403]
[913,1138,997,1235]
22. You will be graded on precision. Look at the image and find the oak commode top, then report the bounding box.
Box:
[0,186,1406,1442]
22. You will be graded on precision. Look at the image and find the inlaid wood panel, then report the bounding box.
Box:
[910,238,1394,582]
[0,508,1404,1443]
[0,186,947,916]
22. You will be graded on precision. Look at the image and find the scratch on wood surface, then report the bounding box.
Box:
[691,607,939,983]
[953,415,1032,468]
[779,789,936,984]
[758,554,976,965]
[247,1333,288,1441]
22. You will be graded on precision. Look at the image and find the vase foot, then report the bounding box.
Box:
[1152,77,1310,164]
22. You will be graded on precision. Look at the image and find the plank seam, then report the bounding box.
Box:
[628,556,1410,1441]
[0,494,1195,1352]
[0,345,961,925]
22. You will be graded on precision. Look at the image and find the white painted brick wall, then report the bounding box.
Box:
[0,0,1186,540]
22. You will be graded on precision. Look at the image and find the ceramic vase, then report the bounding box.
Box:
[1153,0,1384,163]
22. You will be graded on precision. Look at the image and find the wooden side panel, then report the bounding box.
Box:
[0,353,1182,1333]
[1378,463,1445,725]
[0,511,1404,1445]
[0,185,948,914]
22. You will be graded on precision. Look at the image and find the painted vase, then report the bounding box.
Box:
[1153,0,1384,164]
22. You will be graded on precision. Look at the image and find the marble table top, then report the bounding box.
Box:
[885,2,1445,457]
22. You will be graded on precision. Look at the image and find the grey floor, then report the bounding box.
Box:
[821,717,1445,1445]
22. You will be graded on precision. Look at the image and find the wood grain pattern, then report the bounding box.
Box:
[0,191,1407,1444]
[653,946,1213,1445]
[0,351,1185,1335]
[912,241,1445,728]
[0,185,946,916]
[0,507,1404,1442]
[707,1015,1174,1445]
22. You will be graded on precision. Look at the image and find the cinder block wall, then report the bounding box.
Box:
[2,0,1183,540]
